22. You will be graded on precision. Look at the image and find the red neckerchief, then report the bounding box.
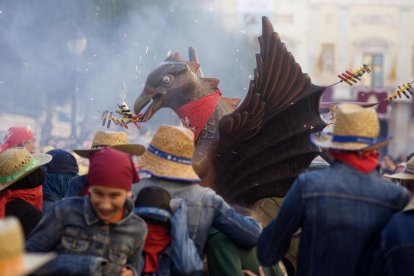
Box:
[143,223,172,273]
[0,186,43,218]
[330,150,379,174]
[175,89,221,142]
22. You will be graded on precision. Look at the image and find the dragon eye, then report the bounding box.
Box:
[161,75,173,85]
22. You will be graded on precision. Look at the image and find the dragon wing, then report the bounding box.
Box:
[212,16,327,204]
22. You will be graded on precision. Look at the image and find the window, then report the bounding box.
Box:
[317,44,335,74]
[363,53,384,88]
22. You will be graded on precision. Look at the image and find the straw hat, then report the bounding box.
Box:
[0,217,54,276]
[139,125,200,182]
[384,156,414,180]
[73,131,145,158]
[0,148,52,192]
[311,103,390,151]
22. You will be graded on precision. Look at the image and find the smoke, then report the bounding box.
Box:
[0,0,255,145]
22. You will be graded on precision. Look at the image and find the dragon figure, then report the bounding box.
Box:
[133,16,327,206]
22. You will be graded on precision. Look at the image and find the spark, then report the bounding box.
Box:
[145,46,149,54]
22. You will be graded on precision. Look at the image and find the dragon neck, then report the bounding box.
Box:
[175,89,222,142]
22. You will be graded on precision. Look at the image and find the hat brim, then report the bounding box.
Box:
[4,253,55,276]
[23,253,55,275]
[403,197,414,212]
[0,153,52,192]
[73,144,146,158]
[310,133,390,151]
[383,172,414,180]
[139,151,200,182]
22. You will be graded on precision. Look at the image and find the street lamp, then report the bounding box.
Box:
[67,29,87,141]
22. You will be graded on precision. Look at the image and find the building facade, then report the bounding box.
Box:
[215,0,414,157]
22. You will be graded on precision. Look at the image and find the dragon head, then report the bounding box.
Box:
[134,51,219,121]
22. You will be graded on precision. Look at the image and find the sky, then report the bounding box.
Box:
[0,0,255,144]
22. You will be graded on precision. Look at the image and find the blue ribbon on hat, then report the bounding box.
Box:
[147,144,192,165]
[330,134,388,145]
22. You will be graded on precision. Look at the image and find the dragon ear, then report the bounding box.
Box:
[201,78,220,89]
[165,52,182,62]
[186,61,201,73]
[188,47,204,77]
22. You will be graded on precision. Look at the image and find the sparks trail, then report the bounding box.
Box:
[101,82,143,129]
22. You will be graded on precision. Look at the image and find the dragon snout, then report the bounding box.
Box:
[134,93,150,115]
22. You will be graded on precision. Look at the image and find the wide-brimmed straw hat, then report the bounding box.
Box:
[311,103,390,151]
[384,156,414,180]
[0,147,52,192]
[139,125,200,182]
[73,131,145,158]
[0,217,55,276]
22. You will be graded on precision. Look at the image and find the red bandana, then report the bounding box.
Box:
[175,89,221,142]
[87,148,139,191]
[0,186,43,218]
[143,223,172,273]
[330,150,379,174]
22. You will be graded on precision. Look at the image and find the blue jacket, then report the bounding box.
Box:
[64,175,87,197]
[257,162,410,276]
[132,177,262,258]
[137,199,203,275]
[26,196,147,275]
[371,198,414,276]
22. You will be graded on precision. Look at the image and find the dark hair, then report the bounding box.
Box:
[134,186,172,226]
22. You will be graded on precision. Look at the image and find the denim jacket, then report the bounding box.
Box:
[137,199,203,275]
[132,177,262,257]
[26,196,148,276]
[370,197,414,276]
[64,175,87,197]
[257,162,410,276]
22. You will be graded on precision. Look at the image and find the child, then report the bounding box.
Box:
[26,148,147,275]
[134,186,202,275]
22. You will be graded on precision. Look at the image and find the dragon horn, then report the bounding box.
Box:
[188,46,204,77]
